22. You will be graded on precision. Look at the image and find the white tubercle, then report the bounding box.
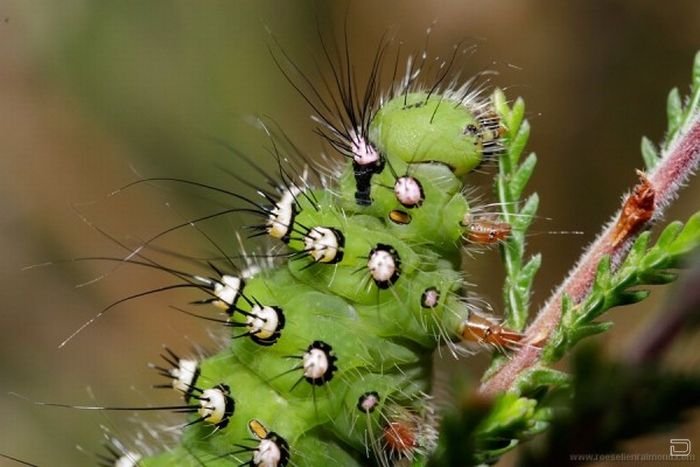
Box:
[198,387,227,425]
[304,227,341,263]
[247,305,279,339]
[213,274,242,309]
[253,439,282,467]
[170,358,198,394]
[303,347,329,379]
[267,186,302,240]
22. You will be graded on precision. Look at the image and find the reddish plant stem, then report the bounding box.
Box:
[480,115,700,396]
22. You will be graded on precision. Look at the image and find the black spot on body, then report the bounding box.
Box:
[401,102,425,110]
[183,367,201,403]
[464,123,479,136]
[323,227,345,264]
[224,278,245,317]
[353,156,385,206]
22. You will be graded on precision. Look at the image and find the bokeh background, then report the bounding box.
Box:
[1,1,699,465]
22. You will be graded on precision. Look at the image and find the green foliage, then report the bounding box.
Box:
[431,387,554,465]
[514,367,571,396]
[519,345,700,466]
[643,51,700,170]
[492,90,541,331]
[544,211,700,363]
[436,340,700,467]
[428,389,493,467]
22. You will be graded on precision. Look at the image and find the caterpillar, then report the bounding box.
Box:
[5,3,700,465]
[29,29,528,467]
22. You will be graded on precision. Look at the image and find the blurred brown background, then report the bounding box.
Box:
[0,1,698,465]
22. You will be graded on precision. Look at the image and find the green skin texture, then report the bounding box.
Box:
[369,92,484,176]
[141,92,492,466]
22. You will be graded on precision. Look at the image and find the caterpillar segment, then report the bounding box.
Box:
[141,340,429,466]
[368,92,502,176]
[336,148,472,255]
[331,374,429,455]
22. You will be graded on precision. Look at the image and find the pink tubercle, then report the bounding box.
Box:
[350,132,380,166]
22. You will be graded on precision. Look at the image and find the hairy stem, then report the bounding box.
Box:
[480,114,700,396]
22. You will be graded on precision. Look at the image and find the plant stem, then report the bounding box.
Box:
[480,114,700,396]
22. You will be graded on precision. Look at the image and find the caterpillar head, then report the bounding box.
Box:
[369,92,501,176]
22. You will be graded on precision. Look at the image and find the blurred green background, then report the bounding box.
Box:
[1,1,698,465]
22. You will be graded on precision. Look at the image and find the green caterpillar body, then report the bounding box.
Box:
[128,86,503,466]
